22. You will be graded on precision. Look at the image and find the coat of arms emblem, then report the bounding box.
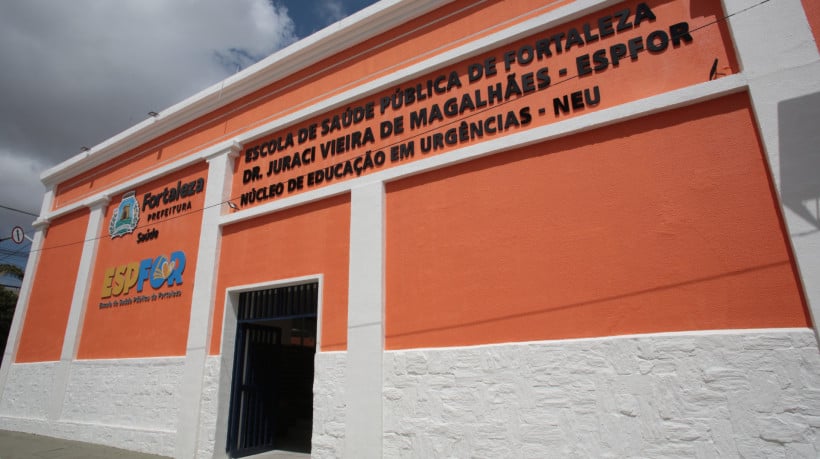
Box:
[109,191,140,238]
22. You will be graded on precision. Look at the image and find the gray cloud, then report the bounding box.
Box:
[0,0,297,273]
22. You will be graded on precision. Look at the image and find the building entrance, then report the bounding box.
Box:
[226,282,318,457]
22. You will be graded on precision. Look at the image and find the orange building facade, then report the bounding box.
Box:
[2,0,820,457]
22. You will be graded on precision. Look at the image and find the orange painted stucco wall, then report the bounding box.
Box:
[212,194,351,353]
[231,0,738,209]
[384,92,809,350]
[76,163,207,359]
[16,210,89,362]
[802,0,820,53]
[51,0,572,210]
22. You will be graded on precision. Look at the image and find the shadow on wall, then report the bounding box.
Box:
[779,91,820,233]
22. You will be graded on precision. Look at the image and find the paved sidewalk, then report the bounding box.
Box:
[0,430,171,459]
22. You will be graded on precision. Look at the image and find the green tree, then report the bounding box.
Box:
[0,264,24,282]
[0,264,24,364]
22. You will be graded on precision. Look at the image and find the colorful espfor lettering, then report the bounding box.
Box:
[100,251,186,298]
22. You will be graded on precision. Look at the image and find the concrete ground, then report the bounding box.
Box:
[0,430,171,459]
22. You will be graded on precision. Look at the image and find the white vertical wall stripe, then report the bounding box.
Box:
[722,0,820,341]
[0,187,54,405]
[175,143,241,458]
[344,183,386,458]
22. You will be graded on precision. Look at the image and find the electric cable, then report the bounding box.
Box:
[0,204,38,217]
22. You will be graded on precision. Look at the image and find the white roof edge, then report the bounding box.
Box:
[41,0,453,186]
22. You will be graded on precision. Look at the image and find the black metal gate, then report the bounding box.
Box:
[227,282,318,457]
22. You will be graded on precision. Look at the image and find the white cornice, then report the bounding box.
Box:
[41,0,454,186]
[37,0,662,220]
[37,0,747,224]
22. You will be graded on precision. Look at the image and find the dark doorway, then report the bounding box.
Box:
[227,282,318,457]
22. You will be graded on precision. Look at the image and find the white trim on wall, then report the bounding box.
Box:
[41,0,657,221]
[721,0,820,342]
[219,75,748,229]
[175,142,241,458]
[0,186,54,404]
[47,196,110,421]
[344,183,386,457]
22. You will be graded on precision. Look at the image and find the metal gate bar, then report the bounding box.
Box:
[227,282,318,458]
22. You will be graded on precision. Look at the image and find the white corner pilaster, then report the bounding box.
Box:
[59,196,110,361]
[0,186,54,399]
[48,194,110,420]
[722,0,820,341]
[175,142,241,459]
[344,182,385,458]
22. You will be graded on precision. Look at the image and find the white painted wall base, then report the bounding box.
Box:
[196,356,222,459]
[312,351,348,459]
[2,331,818,458]
[203,351,347,459]
[383,329,820,458]
[0,362,57,420]
[0,357,184,457]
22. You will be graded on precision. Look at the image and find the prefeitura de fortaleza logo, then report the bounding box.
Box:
[109,191,140,238]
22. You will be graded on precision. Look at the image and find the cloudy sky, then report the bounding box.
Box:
[0,0,378,282]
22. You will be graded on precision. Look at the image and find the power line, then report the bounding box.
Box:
[0,204,38,217]
[0,242,31,263]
